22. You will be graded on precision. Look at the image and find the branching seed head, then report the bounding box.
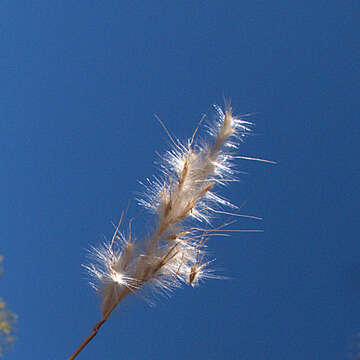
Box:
[87,104,255,313]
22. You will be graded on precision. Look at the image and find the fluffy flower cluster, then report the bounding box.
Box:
[85,105,251,317]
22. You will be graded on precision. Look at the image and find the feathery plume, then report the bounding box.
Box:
[69,104,266,359]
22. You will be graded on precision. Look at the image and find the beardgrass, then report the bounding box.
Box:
[69,104,271,359]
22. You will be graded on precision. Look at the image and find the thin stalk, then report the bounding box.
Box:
[68,318,106,360]
[68,288,131,360]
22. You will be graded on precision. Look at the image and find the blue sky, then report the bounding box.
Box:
[1,1,359,359]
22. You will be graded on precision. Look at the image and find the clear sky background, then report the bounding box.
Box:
[1,1,359,359]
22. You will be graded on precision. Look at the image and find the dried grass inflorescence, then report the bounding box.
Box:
[68,104,267,359]
[85,105,251,317]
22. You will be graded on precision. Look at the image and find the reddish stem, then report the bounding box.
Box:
[68,318,106,360]
[68,288,131,359]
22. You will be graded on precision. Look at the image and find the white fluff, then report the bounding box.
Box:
[85,105,252,317]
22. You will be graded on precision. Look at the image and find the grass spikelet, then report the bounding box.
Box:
[69,104,268,359]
